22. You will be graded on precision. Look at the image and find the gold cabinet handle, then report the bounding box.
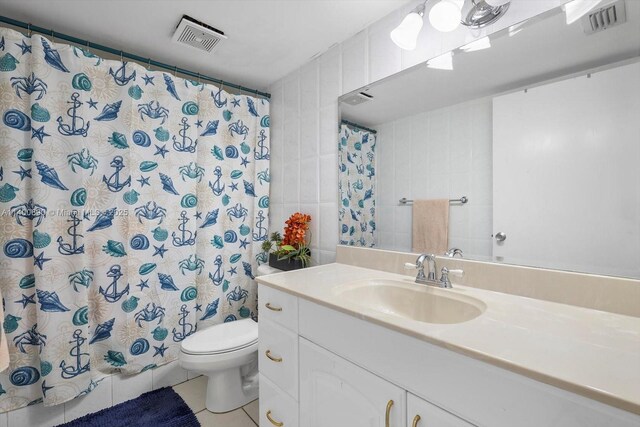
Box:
[385,400,394,427]
[266,410,284,427]
[412,415,421,427]
[265,349,283,363]
[265,302,283,312]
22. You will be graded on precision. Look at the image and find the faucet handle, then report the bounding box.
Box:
[439,267,464,289]
[404,262,417,270]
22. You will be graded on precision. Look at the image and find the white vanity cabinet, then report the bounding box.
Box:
[299,338,406,427]
[407,394,474,427]
[258,284,640,427]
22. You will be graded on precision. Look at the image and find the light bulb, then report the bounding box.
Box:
[564,0,603,25]
[484,0,510,6]
[390,11,424,50]
[429,0,462,32]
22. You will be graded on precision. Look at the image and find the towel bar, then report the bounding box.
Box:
[399,196,468,205]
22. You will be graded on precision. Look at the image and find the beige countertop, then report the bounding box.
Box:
[257,263,640,415]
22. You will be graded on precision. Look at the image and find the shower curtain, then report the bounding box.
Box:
[0,27,270,411]
[338,123,376,247]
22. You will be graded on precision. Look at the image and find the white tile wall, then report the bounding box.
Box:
[64,376,113,422]
[375,98,494,256]
[151,361,189,390]
[341,31,368,94]
[7,400,64,427]
[268,0,567,266]
[112,369,153,405]
[269,44,340,263]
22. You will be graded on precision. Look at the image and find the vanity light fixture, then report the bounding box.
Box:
[460,0,511,29]
[390,2,426,50]
[391,0,512,50]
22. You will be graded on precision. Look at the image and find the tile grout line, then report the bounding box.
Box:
[193,406,258,426]
[242,406,259,426]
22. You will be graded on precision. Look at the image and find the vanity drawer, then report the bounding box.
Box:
[260,374,299,427]
[408,393,475,427]
[259,284,298,332]
[259,318,299,399]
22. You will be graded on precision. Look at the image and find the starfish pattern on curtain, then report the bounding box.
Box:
[0,27,270,411]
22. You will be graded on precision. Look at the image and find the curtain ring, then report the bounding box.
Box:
[197,72,200,84]
[147,58,151,71]
[174,65,178,77]
[50,29,55,42]
[86,40,90,54]
[27,23,32,37]
[120,50,124,64]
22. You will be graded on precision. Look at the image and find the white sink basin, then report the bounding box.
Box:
[335,279,485,324]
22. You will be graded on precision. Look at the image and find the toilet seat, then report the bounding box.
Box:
[181,318,258,355]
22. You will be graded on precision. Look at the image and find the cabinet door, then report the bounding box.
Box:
[300,338,406,427]
[407,393,475,427]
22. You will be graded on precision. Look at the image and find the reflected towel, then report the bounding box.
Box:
[0,287,9,373]
[412,199,449,254]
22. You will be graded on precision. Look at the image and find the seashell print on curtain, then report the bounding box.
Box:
[338,123,376,247]
[0,27,270,411]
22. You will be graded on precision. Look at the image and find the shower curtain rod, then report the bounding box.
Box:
[0,15,271,99]
[341,119,377,134]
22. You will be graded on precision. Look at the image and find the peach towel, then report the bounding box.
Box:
[412,199,449,254]
[0,288,9,373]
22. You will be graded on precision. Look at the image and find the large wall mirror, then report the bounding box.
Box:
[338,1,640,279]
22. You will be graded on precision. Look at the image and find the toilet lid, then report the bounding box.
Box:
[181,319,258,355]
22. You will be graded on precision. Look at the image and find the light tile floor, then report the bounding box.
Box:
[173,376,259,426]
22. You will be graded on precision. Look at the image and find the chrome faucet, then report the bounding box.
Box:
[407,254,461,289]
[415,253,437,282]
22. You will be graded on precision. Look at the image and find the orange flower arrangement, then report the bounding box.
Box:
[283,212,312,247]
[263,212,313,269]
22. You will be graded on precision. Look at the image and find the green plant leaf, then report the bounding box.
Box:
[281,245,296,252]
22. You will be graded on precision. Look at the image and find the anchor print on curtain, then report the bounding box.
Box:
[338,123,376,247]
[0,27,270,412]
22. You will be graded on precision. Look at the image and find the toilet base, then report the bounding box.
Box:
[178,321,259,414]
[205,366,259,413]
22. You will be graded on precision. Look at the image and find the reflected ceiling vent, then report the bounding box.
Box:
[172,15,227,53]
[342,92,373,106]
[582,0,626,34]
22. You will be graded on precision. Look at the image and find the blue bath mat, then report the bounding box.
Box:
[57,387,200,427]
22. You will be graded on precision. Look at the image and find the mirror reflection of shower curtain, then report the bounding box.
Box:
[0,27,270,412]
[338,123,376,247]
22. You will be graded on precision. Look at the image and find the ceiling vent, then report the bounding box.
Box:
[342,92,374,106]
[581,0,627,34]
[172,15,227,53]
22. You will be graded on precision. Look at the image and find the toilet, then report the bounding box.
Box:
[180,318,259,413]
[179,264,281,413]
